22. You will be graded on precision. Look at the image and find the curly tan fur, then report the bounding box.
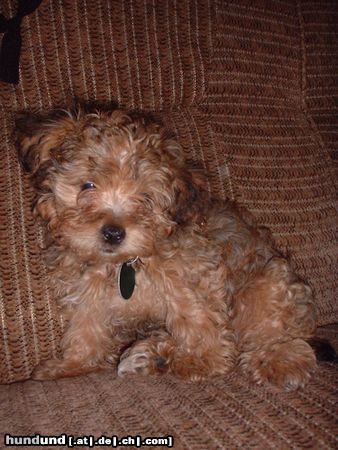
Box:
[16,107,317,390]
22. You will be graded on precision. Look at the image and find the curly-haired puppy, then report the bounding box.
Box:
[16,107,318,390]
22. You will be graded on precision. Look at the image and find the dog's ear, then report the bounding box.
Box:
[15,112,51,175]
[171,167,207,225]
[156,130,208,226]
[15,110,77,222]
[15,110,77,190]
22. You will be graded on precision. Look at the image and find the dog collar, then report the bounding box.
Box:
[118,257,139,300]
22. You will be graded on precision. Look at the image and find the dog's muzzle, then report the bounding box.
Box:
[101,224,126,246]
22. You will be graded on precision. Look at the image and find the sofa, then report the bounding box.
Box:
[0,0,337,448]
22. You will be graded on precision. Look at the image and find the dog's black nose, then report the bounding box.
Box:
[101,225,126,245]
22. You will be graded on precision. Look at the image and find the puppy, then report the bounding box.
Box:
[16,106,318,390]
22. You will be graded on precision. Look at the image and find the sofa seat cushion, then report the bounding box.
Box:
[1,331,337,449]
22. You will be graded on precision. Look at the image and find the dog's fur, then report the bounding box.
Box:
[16,107,318,390]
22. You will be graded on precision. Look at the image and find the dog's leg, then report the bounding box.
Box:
[117,329,174,377]
[118,310,236,381]
[167,302,236,380]
[32,301,113,380]
[232,257,317,390]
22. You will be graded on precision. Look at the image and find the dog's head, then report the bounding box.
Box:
[16,107,205,262]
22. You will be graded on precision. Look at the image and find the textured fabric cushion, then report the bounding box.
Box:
[300,1,338,165]
[0,327,337,449]
[0,0,336,390]
[1,327,336,448]
[199,0,337,325]
[0,0,210,110]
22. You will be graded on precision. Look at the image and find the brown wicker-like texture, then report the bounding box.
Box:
[0,0,337,448]
[0,355,337,450]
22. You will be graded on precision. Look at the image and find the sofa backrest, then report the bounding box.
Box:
[0,0,336,383]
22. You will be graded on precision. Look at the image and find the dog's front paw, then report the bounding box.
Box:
[251,357,315,390]
[118,345,169,377]
[241,339,317,390]
[118,352,150,376]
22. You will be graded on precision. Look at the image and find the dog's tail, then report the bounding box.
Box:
[307,337,338,363]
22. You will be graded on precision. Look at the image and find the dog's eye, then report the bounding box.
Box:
[81,182,96,191]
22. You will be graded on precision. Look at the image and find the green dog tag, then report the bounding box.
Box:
[118,262,136,300]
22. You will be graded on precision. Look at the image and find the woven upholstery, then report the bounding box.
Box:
[0,0,337,448]
[0,347,337,449]
[0,0,210,109]
[199,0,337,327]
[300,1,338,165]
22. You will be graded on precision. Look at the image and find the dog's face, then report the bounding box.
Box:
[16,108,202,262]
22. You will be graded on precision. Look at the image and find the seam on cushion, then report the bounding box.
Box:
[296,0,337,177]
[0,112,29,383]
[297,0,306,112]
[197,0,235,199]
[197,0,215,106]
[296,1,337,327]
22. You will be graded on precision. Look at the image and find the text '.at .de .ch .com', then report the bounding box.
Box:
[4,434,174,448]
